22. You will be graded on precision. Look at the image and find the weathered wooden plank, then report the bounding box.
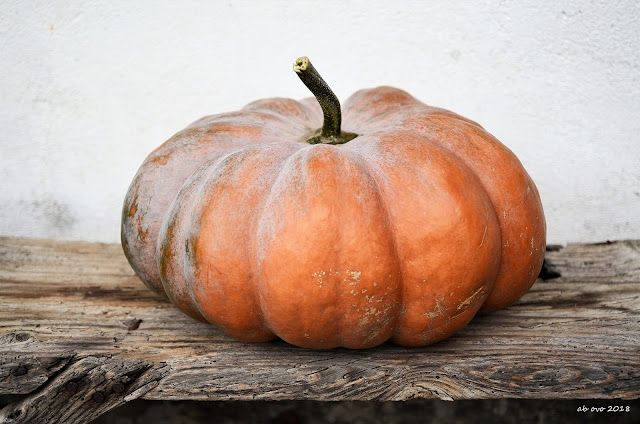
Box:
[0,355,169,423]
[0,237,638,420]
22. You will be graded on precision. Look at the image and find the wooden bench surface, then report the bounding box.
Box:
[0,237,638,423]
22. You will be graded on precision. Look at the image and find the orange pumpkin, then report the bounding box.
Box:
[122,57,545,348]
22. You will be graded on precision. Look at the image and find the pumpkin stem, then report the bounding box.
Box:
[294,57,358,145]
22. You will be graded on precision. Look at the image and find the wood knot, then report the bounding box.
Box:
[14,333,30,342]
[125,318,143,331]
[6,408,23,420]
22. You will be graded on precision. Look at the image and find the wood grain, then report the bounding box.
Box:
[0,237,639,422]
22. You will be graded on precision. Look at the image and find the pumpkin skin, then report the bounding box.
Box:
[121,86,545,349]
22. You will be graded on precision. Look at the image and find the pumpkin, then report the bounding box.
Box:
[121,57,545,349]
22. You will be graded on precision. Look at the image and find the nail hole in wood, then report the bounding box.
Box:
[14,365,28,376]
[92,391,105,403]
[66,381,79,393]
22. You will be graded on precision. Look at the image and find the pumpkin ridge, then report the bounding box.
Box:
[340,148,404,344]
[254,144,403,348]
[238,103,327,145]
[187,110,303,132]
[183,148,243,330]
[364,124,502,300]
[390,117,544,312]
[346,104,424,132]
[253,144,316,338]
[443,121,542,308]
[187,143,309,340]
[396,126,507,312]
[321,146,403,348]
[182,150,248,319]
[245,143,311,337]
[242,98,319,129]
[156,150,238,322]
[342,86,422,125]
[345,103,482,135]
[122,108,301,295]
[238,108,312,136]
[298,97,324,126]
[403,122,505,312]
[258,145,334,346]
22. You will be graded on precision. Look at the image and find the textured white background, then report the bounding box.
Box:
[1,0,638,245]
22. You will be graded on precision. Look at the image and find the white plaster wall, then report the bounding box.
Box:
[1,0,639,245]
